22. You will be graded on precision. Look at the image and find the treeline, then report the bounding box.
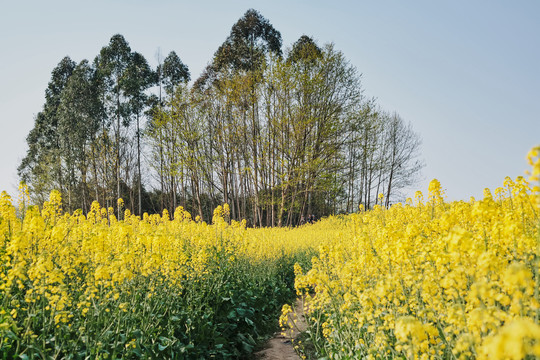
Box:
[19,9,422,226]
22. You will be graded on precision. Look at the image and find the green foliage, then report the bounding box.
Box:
[19,9,423,226]
[160,51,190,95]
[213,8,282,73]
[18,57,76,204]
[0,246,309,359]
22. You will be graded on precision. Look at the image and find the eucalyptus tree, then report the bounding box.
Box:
[193,71,242,219]
[148,51,190,213]
[57,60,102,212]
[96,34,133,216]
[125,52,154,215]
[284,36,325,222]
[19,56,76,203]
[18,10,425,222]
[260,54,297,226]
[169,85,208,220]
[210,9,282,226]
[162,51,190,93]
[163,51,190,211]
[287,35,322,64]
[213,9,282,72]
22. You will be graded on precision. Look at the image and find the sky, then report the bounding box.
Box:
[0,0,538,202]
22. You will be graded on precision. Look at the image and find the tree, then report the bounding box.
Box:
[161,51,190,94]
[288,35,322,65]
[96,34,133,217]
[210,9,282,226]
[125,52,154,215]
[19,56,76,203]
[57,60,102,213]
[148,51,190,214]
[19,11,424,223]
[343,99,381,210]
[285,42,362,222]
[383,113,423,207]
[213,8,282,73]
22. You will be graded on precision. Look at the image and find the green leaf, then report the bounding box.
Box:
[159,336,171,343]
[215,337,227,345]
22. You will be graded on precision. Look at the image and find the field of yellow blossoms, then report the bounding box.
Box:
[288,146,540,360]
[1,146,539,359]
[0,192,327,359]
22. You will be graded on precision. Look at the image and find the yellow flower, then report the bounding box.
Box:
[479,318,540,360]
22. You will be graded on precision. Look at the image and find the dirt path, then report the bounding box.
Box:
[254,298,307,360]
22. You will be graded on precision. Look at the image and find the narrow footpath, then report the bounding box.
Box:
[255,299,307,360]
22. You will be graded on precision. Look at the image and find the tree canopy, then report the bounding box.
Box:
[19,10,423,226]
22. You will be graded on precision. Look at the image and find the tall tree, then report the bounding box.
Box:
[213,9,282,73]
[149,51,190,213]
[57,60,102,212]
[211,9,282,226]
[125,52,154,215]
[19,12,424,222]
[19,56,76,203]
[288,35,322,65]
[383,113,423,207]
[286,42,362,222]
[161,51,190,93]
[96,34,132,217]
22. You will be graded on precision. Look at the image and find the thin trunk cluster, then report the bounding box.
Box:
[146,45,423,226]
[19,13,423,225]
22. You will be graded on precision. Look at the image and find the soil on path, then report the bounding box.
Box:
[254,298,307,360]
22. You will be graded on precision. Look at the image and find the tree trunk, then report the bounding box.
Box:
[137,114,142,216]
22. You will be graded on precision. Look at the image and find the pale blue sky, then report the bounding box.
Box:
[1,0,538,201]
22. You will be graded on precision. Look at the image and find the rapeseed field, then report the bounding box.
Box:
[1,146,539,359]
[290,146,540,359]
